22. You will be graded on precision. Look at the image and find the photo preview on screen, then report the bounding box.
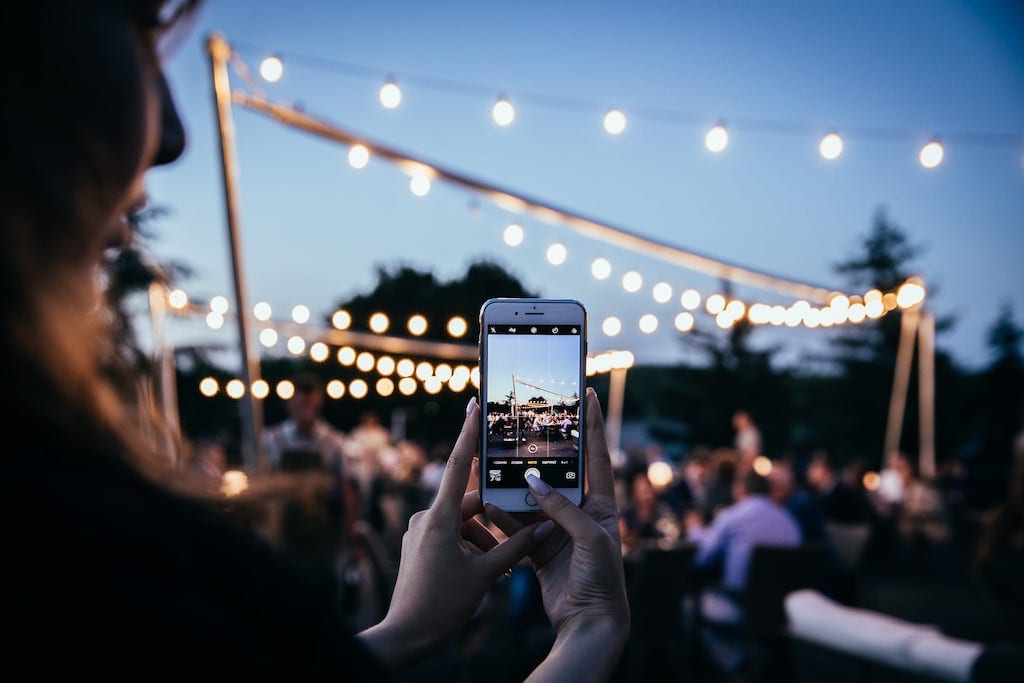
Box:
[483,324,582,488]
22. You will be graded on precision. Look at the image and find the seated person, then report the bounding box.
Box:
[685,470,801,672]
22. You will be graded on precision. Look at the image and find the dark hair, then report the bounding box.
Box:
[293,372,323,395]
[742,470,771,495]
[0,0,202,481]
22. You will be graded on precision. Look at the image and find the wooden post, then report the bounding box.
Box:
[606,367,628,461]
[207,33,264,472]
[918,311,936,479]
[883,308,920,467]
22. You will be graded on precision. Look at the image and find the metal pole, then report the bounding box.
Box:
[883,308,920,467]
[207,32,263,472]
[918,311,936,479]
[606,367,627,462]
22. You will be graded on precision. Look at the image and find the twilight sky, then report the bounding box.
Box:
[145,0,1024,372]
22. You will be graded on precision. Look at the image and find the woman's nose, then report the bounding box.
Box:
[154,74,186,167]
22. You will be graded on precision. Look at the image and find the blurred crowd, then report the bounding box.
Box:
[182,384,1024,675]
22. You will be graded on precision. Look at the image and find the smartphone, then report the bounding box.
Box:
[478,298,587,512]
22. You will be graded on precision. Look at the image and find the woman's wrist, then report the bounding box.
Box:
[527,615,630,682]
[357,615,437,674]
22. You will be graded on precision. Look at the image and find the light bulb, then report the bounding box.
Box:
[379,80,402,109]
[705,124,729,152]
[492,98,515,126]
[919,140,944,169]
[603,109,627,135]
[259,55,283,83]
[819,132,844,160]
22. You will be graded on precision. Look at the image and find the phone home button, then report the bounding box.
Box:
[524,492,538,507]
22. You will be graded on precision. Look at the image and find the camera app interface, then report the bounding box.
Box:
[484,324,581,489]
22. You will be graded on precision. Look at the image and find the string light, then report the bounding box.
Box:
[622,271,642,293]
[398,377,417,396]
[705,124,729,152]
[603,109,627,135]
[168,289,189,309]
[424,377,443,394]
[253,301,272,320]
[332,309,352,330]
[226,379,246,399]
[251,380,270,399]
[286,335,305,355]
[356,351,375,372]
[376,378,395,397]
[337,346,356,365]
[291,304,310,324]
[546,243,567,265]
[848,302,867,323]
[199,377,219,397]
[919,140,944,169]
[369,312,389,333]
[309,342,329,362]
[447,316,468,338]
[409,174,431,196]
[259,55,283,82]
[377,356,396,375]
[276,380,295,400]
[769,305,786,326]
[680,289,701,311]
[407,314,428,336]
[206,312,225,330]
[897,280,926,308]
[715,311,735,329]
[349,379,368,399]
[492,97,515,126]
[415,362,434,381]
[396,358,415,377]
[638,314,658,334]
[379,79,402,109]
[819,132,844,160]
[503,223,524,246]
[602,316,622,336]
[348,144,370,169]
[725,299,746,319]
[652,282,672,304]
[591,257,612,280]
[706,294,726,315]
[326,379,345,399]
[259,328,278,347]
[435,363,453,381]
[235,46,1021,166]
[674,312,695,332]
[210,295,229,314]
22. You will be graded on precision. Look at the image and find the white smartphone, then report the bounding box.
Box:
[478,298,587,512]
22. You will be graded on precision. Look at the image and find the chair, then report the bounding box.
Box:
[825,521,872,574]
[622,540,697,681]
[698,543,830,678]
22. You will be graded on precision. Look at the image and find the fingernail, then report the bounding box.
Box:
[526,473,551,496]
[466,396,477,415]
[533,520,556,542]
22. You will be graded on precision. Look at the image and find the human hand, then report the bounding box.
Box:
[359,397,546,671]
[488,388,629,678]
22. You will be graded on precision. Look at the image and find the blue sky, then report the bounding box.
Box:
[146,0,1024,371]
[485,334,582,403]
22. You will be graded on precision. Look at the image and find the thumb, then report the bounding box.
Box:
[526,473,601,542]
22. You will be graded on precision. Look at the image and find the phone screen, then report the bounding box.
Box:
[482,323,583,489]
